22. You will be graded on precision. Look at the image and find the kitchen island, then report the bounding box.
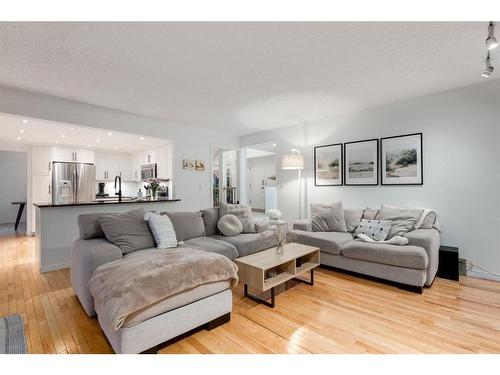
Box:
[34,198,182,272]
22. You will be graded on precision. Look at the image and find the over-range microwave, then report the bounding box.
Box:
[141,163,157,180]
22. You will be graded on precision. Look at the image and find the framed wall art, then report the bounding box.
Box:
[344,138,379,186]
[381,133,423,185]
[314,143,343,186]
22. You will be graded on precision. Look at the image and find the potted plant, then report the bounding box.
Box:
[144,178,161,200]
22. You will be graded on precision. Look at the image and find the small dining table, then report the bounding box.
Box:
[11,201,26,230]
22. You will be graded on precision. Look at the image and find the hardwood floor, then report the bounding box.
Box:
[2,232,500,354]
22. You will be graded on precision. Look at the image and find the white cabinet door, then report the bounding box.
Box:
[155,145,169,179]
[95,153,107,180]
[31,147,53,176]
[75,149,95,164]
[131,152,143,181]
[106,154,120,180]
[32,175,52,204]
[53,147,75,162]
[119,154,131,181]
[145,149,157,165]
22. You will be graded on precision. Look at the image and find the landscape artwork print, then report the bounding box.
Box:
[314,143,343,186]
[381,133,423,185]
[344,139,378,185]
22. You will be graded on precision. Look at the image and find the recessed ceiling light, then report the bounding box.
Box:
[69,127,75,130]
[272,143,277,147]
[107,132,113,136]
[16,136,22,140]
[61,134,66,138]
[55,140,59,144]
[19,129,25,133]
[22,119,28,124]
[140,136,144,140]
[114,146,118,150]
[96,138,100,142]
[87,144,91,147]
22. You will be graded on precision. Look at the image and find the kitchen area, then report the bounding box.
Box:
[0,112,181,272]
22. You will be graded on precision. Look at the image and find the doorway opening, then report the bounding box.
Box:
[245,142,277,213]
[211,146,239,207]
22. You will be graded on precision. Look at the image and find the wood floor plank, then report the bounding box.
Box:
[1,233,500,354]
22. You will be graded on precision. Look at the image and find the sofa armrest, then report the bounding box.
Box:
[71,238,123,316]
[293,219,312,232]
[404,229,440,286]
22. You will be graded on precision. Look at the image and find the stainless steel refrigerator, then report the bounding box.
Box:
[52,162,96,205]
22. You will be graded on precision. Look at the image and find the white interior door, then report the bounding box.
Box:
[248,158,266,210]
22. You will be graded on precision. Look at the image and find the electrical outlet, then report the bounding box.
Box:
[459,258,468,276]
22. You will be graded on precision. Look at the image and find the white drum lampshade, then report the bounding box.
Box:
[281,153,304,170]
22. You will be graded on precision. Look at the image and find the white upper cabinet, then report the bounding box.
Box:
[52,147,95,163]
[131,152,143,181]
[95,153,107,181]
[119,154,131,180]
[31,146,53,176]
[144,149,157,165]
[155,144,171,179]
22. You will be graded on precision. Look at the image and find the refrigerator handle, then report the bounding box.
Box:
[74,167,78,203]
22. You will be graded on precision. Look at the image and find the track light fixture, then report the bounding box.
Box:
[486,22,499,51]
[481,52,494,78]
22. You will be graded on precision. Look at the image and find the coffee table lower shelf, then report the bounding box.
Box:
[243,268,315,308]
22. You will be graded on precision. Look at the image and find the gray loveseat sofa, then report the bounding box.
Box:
[71,206,277,353]
[289,207,440,293]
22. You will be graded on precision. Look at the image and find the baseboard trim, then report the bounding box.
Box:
[40,261,71,273]
[467,269,500,282]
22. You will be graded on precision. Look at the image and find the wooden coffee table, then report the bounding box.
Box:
[234,242,320,308]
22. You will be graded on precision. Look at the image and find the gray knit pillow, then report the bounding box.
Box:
[217,214,243,237]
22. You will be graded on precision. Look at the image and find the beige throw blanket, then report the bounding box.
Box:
[88,248,239,330]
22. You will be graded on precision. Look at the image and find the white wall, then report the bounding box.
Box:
[0,151,27,224]
[0,85,239,213]
[241,79,500,278]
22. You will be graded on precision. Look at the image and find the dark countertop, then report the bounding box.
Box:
[34,197,181,208]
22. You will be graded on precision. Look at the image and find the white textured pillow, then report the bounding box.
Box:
[355,219,392,241]
[147,213,178,249]
[217,214,243,237]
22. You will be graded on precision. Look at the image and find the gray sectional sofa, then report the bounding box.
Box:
[290,207,440,292]
[71,206,277,353]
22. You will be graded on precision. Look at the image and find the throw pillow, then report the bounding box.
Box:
[375,204,424,239]
[217,214,243,237]
[420,211,436,229]
[228,207,256,233]
[200,207,219,236]
[164,211,206,241]
[344,208,364,232]
[98,208,156,255]
[362,208,379,220]
[355,219,392,241]
[311,202,347,232]
[219,203,251,218]
[147,213,178,249]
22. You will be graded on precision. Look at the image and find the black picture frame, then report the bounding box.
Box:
[314,143,343,186]
[380,132,423,186]
[343,138,379,186]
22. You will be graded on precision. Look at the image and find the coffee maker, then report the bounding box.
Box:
[96,182,108,197]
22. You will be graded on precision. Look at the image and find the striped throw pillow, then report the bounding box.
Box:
[147,213,178,249]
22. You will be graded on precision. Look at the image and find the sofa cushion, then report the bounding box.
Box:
[200,207,219,236]
[227,207,256,233]
[341,241,428,270]
[290,230,353,255]
[98,208,156,255]
[182,237,239,260]
[77,212,106,239]
[211,230,278,257]
[344,208,364,232]
[311,202,347,232]
[217,214,243,237]
[375,204,424,239]
[219,203,251,218]
[165,211,206,241]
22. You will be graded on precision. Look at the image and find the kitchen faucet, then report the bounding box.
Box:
[114,175,122,202]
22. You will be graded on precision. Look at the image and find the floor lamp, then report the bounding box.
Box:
[281,149,304,219]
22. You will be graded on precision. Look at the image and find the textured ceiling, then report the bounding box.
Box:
[0,22,495,135]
